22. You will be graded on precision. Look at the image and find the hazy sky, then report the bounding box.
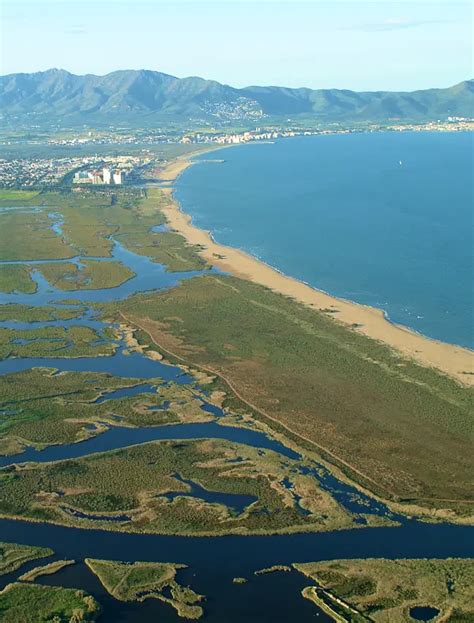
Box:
[1,1,472,91]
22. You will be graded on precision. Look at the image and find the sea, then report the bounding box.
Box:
[175,131,473,349]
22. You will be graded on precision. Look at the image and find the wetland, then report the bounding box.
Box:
[0,185,472,621]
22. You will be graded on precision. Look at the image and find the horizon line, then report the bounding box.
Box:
[1,67,472,94]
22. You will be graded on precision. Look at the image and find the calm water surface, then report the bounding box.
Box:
[176,132,473,348]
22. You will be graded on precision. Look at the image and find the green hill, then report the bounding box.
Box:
[1,68,472,125]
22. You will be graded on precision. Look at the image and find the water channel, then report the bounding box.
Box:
[1,204,472,622]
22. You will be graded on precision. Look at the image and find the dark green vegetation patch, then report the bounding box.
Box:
[0,438,354,534]
[0,541,53,576]
[0,583,100,623]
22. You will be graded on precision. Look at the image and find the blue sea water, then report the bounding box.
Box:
[175,132,473,349]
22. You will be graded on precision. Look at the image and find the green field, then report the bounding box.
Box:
[86,558,203,619]
[0,188,206,273]
[294,558,474,622]
[0,209,74,261]
[0,266,37,294]
[0,190,40,203]
[101,273,473,517]
[0,369,154,452]
[39,259,135,290]
[0,583,100,622]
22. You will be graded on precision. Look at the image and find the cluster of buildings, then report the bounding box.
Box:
[73,167,125,185]
[47,132,180,147]
[385,119,474,133]
[0,154,149,190]
[178,118,474,146]
[201,97,265,121]
[179,128,341,145]
[0,156,96,189]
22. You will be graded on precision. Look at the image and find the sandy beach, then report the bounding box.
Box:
[156,153,474,386]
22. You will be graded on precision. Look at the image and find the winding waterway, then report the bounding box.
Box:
[1,199,473,622]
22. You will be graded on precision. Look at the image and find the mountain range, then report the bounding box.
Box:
[1,69,473,126]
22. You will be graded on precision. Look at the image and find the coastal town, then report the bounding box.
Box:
[0,155,151,189]
[1,117,472,190]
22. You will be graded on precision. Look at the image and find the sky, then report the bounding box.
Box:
[0,0,472,91]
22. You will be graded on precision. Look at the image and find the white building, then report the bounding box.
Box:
[73,171,92,184]
[73,166,125,185]
[102,167,112,184]
[113,171,123,185]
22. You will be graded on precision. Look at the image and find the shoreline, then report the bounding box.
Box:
[156,152,473,387]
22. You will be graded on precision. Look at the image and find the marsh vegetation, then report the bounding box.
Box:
[105,273,474,518]
[0,438,358,534]
[0,582,100,622]
[86,558,204,619]
[294,558,474,622]
[0,541,53,576]
[0,326,118,360]
[0,367,219,456]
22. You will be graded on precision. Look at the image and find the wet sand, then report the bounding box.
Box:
[156,155,474,386]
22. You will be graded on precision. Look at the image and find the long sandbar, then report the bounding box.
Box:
[157,154,474,386]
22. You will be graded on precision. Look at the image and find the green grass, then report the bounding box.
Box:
[0,542,53,576]
[0,190,40,203]
[0,189,206,285]
[0,266,36,294]
[0,210,74,261]
[85,558,181,600]
[101,274,474,513]
[0,583,100,622]
[39,260,135,290]
[294,558,474,623]
[85,558,204,619]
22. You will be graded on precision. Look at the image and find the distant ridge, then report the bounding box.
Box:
[1,68,472,125]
